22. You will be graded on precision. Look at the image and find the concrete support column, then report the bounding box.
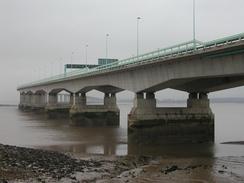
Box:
[20,93,23,105]
[41,93,47,106]
[20,93,25,106]
[45,93,49,105]
[187,92,210,109]
[132,92,143,109]
[26,94,32,106]
[21,94,25,105]
[24,94,29,106]
[104,93,117,108]
[28,93,46,109]
[188,92,198,100]
[18,93,25,109]
[31,94,38,107]
[24,94,28,106]
[36,94,46,108]
[131,92,156,115]
[70,93,74,106]
[145,92,156,109]
[199,92,208,100]
[19,93,43,110]
[48,93,58,106]
[76,93,86,106]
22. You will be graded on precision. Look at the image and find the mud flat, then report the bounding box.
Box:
[0,144,244,183]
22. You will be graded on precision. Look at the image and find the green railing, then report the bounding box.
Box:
[18,32,244,89]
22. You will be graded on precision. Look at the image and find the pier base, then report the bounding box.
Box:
[70,93,120,126]
[128,92,214,144]
[45,105,71,119]
[18,104,32,111]
[70,108,119,126]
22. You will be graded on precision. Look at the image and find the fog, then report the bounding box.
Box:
[1,0,244,104]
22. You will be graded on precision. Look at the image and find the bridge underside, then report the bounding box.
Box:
[172,75,244,93]
[141,75,244,93]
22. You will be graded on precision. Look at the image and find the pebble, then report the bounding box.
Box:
[161,165,179,174]
[0,144,101,180]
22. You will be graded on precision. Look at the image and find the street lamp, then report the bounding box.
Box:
[106,33,109,65]
[59,57,63,74]
[85,44,88,69]
[71,52,74,69]
[137,17,141,60]
[193,0,196,49]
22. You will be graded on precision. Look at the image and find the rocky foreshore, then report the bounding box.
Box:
[1,144,244,183]
[0,144,103,182]
[0,144,151,182]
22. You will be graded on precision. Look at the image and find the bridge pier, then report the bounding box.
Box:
[45,93,71,119]
[19,93,33,110]
[30,93,46,110]
[18,93,25,109]
[70,92,120,126]
[128,92,214,144]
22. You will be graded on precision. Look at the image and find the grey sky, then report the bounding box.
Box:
[1,0,244,104]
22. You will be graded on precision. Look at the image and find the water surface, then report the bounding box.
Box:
[0,103,244,157]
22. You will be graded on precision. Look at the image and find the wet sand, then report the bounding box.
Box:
[1,144,244,183]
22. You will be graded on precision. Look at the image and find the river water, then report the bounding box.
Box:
[0,102,244,158]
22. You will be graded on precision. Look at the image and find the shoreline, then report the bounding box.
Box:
[222,141,244,145]
[1,144,244,182]
[4,97,244,107]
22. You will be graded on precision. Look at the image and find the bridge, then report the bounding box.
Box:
[17,32,244,144]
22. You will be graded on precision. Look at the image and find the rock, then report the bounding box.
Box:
[0,143,102,181]
[161,165,179,174]
[0,179,8,183]
[218,170,225,174]
[222,165,227,169]
[185,165,202,170]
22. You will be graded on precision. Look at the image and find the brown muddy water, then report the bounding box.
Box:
[0,102,244,158]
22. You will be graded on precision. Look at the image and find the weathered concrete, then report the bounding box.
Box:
[18,93,34,111]
[45,93,71,118]
[19,92,47,110]
[45,106,71,119]
[128,93,214,144]
[70,109,119,126]
[70,93,120,126]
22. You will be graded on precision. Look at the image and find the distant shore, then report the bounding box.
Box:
[3,97,244,107]
[222,141,244,145]
[0,104,17,107]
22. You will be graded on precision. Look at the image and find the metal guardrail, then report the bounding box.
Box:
[18,32,244,89]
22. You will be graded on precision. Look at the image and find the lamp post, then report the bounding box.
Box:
[193,0,196,49]
[106,33,109,65]
[137,17,141,60]
[85,44,88,69]
[59,57,63,74]
[71,52,74,69]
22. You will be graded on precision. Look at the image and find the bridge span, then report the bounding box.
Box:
[17,33,244,144]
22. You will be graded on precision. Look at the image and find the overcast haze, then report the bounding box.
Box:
[1,0,244,104]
